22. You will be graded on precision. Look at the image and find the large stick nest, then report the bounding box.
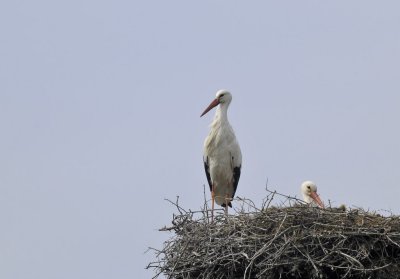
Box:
[147,191,400,279]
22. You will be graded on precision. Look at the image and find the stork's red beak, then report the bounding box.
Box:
[310,192,324,208]
[200,98,220,117]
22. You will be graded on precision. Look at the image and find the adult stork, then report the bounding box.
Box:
[301,180,324,208]
[201,89,242,220]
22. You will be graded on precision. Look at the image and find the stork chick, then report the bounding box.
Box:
[301,180,324,208]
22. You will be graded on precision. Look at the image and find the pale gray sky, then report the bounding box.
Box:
[1,1,399,278]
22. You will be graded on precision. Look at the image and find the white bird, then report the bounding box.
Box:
[201,90,242,220]
[301,180,324,208]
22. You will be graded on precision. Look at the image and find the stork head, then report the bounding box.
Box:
[301,180,324,208]
[215,89,232,104]
[200,89,232,117]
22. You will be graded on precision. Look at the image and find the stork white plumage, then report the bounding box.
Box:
[201,90,242,220]
[301,180,324,208]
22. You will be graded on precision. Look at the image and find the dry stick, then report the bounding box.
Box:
[164,196,187,214]
[203,184,210,223]
[325,263,391,271]
[235,197,261,212]
[265,182,306,205]
[291,243,320,276]
[244,213,289,278]
[386,235,400,248]
[337,251,364,268]
[265,190,276,209]
[305,251,320,276]
[316,238,347,264]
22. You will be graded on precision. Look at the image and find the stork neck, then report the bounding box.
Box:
[215,103,229,124]
[303,195,311,203]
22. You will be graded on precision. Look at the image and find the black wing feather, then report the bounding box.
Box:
[232,165,241,199]
[203,156,212,192]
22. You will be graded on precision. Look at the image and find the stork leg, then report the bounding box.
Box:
[211,185,215,222]
[225,194,229,216]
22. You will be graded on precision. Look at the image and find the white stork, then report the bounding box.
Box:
[200,89,242,220]
[301,180,324,208]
